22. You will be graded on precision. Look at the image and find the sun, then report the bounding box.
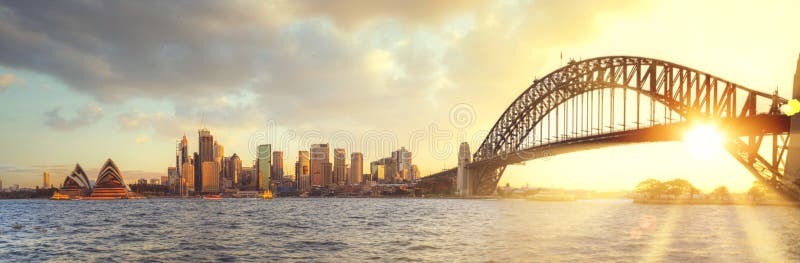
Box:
[683,124,726,160]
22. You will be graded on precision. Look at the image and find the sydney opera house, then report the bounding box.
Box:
[59,159,140,200]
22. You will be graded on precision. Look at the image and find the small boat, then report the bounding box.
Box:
[50,191,71,200]
[202,194,223,200]
[260,189,273,199]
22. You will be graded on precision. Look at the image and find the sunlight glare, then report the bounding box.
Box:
[683,124,725,160]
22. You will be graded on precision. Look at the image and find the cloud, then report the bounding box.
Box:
[0,72,17,92]
[292,0,486,28]
[44,104,104,131]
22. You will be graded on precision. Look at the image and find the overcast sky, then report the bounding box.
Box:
[1,0,799,191]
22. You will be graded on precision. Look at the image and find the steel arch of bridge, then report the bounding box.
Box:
[467,56,798,198]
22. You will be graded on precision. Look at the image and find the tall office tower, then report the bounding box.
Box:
[333,148,346,185]
[199,129,214,162]
[295,151,310,192]
[42,172,50,189]
[257,144,272,190]
[230,153,241,186]
[193,152,202,193]
[350,152,363,185]
[272,151,284,181]
[176,135,188,193]
[161,176,169,186]
[310,144,330,186]
[202,161,220,193]
[197,129,213,193]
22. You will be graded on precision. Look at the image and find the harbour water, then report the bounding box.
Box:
[1,198,799,262]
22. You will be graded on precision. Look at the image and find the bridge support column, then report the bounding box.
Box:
[784,54,800,189]
[457,142,471,196]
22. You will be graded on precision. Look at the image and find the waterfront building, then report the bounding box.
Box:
[350,152,363,185]
[333,148,346,185]
[202,161,220,193]
[60,164,92,197]
[42,171,50,189]
[375,164,385,181]
[181,159,195,195]
[89,159,133,199]
[310,144,331,186]
[229,153,242,186]
[240,167,255,189]
[197,129,213,193]
[391,147,412,181]
[257,144,271,190]
[167,166,177,188]
[295,151,310,192]
[199,129,214,162]
[322,162,333,187]
[176,135,189,193]
[298,174,310,192]
[193,152,201,193]
[272,151,284,181]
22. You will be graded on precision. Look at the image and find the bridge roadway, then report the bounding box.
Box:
[422,114,789,181]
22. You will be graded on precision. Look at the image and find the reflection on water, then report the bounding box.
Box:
[1,198,799,262]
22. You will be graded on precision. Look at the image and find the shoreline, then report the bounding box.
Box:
[633,199,800,207]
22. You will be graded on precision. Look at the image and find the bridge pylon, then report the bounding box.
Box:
[456,142,471,196]
[784,54,800,190]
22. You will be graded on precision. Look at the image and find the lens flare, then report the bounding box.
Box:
[683,124,725,160]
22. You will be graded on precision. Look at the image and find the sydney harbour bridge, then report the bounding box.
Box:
[420,55,800,201]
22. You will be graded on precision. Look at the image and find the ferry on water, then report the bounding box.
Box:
[50,191,71,200]
[202,194,223,200]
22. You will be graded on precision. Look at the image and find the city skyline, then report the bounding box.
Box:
[2,1,800,193]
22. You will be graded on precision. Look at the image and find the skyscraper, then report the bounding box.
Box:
[202,161,220,193]
[295,151,310,192]
[230,153,242,187]
[176,135,188,193]
[310,144,330,186]
[350,152,363,185]
[42,171,50,189]
[333,148,346,185]
[199,129,214,162]
[257,144,271,190]
[197,129,213,193]
[272,151,284,180]
[193,152,202,193]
